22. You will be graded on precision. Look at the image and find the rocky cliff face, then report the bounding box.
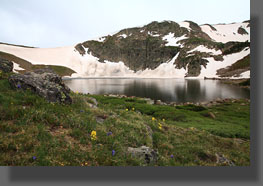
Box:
[75,20,250,77]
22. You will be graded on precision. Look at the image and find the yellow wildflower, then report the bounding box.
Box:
[85,162,88,166]
[132,108,135,111]
[162,118,165,122]
[126,108,129,111]
[152,117,156,121]
[91,130,97,140]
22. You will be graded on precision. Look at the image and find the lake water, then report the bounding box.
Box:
[63,78,250,103]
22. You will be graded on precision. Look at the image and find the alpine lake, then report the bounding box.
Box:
[63,78,250,103]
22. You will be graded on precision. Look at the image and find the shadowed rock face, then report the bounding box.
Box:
[8,69,72,104]
[0,58,13,73]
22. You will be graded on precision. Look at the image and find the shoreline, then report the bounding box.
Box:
[88,93,250,107]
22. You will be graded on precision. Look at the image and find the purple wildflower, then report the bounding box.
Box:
[112,150,116,156]
[107,132,112,136]
[170,155,174,158]
[17,84,21,88]
[32,156,37,160]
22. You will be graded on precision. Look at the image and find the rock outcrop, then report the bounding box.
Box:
[127,146,158,164]
[0,58,13,73]
[75,20,250,77]
[8,68,72,104]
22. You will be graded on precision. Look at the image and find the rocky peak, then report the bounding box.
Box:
[74,20,250,77]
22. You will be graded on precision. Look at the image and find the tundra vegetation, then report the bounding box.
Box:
[0,70,249,166]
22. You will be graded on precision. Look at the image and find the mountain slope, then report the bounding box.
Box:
[0,20,250,78]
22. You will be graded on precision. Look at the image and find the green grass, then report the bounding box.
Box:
[0,73,250,166]
[183,37,225,49]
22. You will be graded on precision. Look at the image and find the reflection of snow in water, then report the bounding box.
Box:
[64,78,250,103]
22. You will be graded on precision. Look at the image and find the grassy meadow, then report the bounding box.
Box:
[0,72,250,166]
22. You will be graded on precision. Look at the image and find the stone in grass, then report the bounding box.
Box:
[208,112,216,119]
[95,114,108,124]
[86,97,98,108]
[143,98,154,105]
[8,68,72,104]
[0,58,13,73]
[215,153,235,166]
[127,146,158,164]
[202,112,216,119]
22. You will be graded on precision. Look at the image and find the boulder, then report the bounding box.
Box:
[85,97,98,108]
[0,58,13,73]
[8,69,72,104]
[127,146,158,164]
[155,100,163,105]
[143,98,154,105]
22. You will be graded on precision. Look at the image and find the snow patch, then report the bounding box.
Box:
[118,34,127,38]
[178,22,191,30]
[12,62,24,73]
[93,37,106,42]
[187,45,222,55]
[186,53,195,57]
[148,31,160,37]
[239,71,250,78]
[162,33,188,47]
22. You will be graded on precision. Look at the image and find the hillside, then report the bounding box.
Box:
[0,20,250,78]
[0,71,250,166]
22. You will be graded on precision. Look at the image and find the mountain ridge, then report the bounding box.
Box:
[75,20,250,77]
[0,20,250,79]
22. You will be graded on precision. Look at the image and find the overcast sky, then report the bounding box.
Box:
[0,0,250,48]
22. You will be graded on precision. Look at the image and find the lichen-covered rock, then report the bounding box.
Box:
[8,69,72,104]
[0,58,13,73]
[127,146,158,164]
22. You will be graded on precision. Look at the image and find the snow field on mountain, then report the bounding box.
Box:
[0,43,250,78]
[200,22,250,43]
[198,48,250,78]
[178,21,191,30]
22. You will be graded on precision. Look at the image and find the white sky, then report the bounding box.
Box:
[0,0,250,48]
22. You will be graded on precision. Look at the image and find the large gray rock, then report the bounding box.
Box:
[127,146,158,164]
[8,69,72,104]
[0,58,13,73]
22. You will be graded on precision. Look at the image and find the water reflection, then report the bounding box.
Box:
[64,78,250,103]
